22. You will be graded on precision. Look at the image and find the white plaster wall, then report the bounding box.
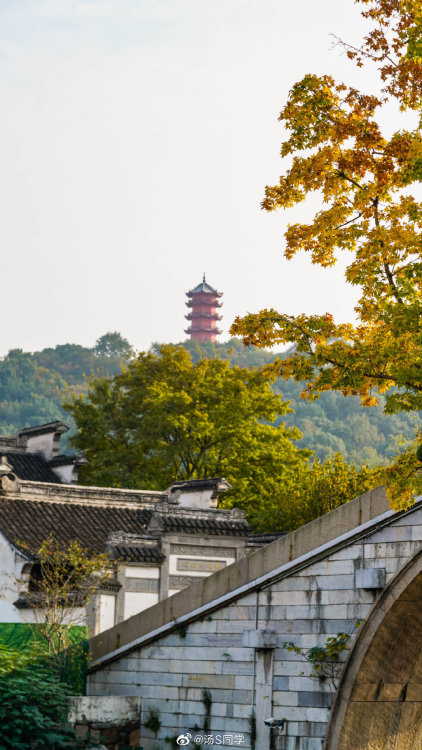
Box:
[51,464,76,484]
[124,592,159,619]
[98,595,116,633]
[178,489,216,509]
[125,566,160,579]
[0,533,28,623]
[0,599,23,622]
[25,433,55,459]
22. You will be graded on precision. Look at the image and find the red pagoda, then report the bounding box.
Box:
[185,274,223,342]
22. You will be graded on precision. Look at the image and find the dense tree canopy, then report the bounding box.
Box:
[231,0,422,506]
[65,345,379,531]
[0,336,420,467]
[65,345,310,516]
[94,331,132,359]
[0,335,131,436]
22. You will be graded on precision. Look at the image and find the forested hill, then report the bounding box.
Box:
[1,334,419,466]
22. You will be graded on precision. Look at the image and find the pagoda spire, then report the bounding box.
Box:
[185,276,223,342]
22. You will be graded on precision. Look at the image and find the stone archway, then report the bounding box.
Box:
[325,548,422,750]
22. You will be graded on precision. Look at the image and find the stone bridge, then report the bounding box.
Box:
[88,487,422,750]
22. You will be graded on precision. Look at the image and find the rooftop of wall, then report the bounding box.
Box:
[89,485,392,667]
[2,478,166,508]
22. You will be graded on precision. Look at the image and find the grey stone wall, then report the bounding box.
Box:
[88,505,422,750]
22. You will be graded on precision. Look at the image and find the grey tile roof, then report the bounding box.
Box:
[4,453,62,483]
[0,498,153,556]
[111,545,165,563]
[151,514,250,536]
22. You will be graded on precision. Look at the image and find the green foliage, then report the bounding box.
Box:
[164,736,180,749]
[65,345,309,515]
[0,646,81,749]
[255,453,378,533]
[175,622,188,639]
[94,332,132,359]
[0,336,418,470]
[0,623,87,695]
[18,537,111,690]
[201,688,212,733]
[144,707,162,736]
[0,334,131,437]
[181,339,422,467]
[64,342,382,531]
[283,622,361,691]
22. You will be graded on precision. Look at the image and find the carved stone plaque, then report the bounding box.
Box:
[125,578,159,593]
[176,558,227,573]
[169,575,198,589]
[171,544,236,557]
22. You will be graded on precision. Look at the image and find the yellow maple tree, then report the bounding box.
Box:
[231,0,422,507]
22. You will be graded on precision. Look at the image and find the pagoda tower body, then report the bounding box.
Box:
[185,275,223,342]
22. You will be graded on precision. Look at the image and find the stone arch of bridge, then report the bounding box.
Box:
[325,547,422,750]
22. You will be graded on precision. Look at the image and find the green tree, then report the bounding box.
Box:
[249,453,377,533]
[230,0,422,506]
[65,345,310,520]
[0,335,419,469]
[21,537,111,687]
[94,331,132,359]
[0,647,72,750]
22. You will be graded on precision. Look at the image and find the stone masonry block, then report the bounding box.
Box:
[297,691,332,708]
[169,658,218,674]
[270,706,330,723]
[216,620,255,634]
[366,526,412,543]
[242,629,277,648]
[273,676,290,690]
[289,675,331,693]
[274,661,313,678]
[272,690,299,706]
[258,606,287,620]
[317,589,374,605]
[234,675,253,691]
[269,618,322,636]
[313,574,355,589]
[233,703,257,719]
[138,658,175,672]
[269,591,310,606]
[186,673,235,689]
[395,510,422,526]
[355,567,386,590]
[364,541,415,559]
[347,602,374,619]
[297,721,327,737]
[222,661,253,675]
[299,740,323,750]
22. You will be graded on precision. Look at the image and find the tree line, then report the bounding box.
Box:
[0,335,419,466]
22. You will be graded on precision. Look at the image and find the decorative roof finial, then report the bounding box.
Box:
[203,272,206,283]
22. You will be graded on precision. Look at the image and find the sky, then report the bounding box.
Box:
[0,0,414,355]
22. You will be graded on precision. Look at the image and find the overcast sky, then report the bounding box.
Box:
[0,0,413,355]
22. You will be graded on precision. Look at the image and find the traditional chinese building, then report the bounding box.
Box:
[185,274,222,342]
[0,422,280,635]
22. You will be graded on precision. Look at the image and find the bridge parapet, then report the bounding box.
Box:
[87,487,422,750]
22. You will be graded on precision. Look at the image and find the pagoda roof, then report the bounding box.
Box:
[187,274,222,296]
[185,312,222,321]
[185,325,223,335]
